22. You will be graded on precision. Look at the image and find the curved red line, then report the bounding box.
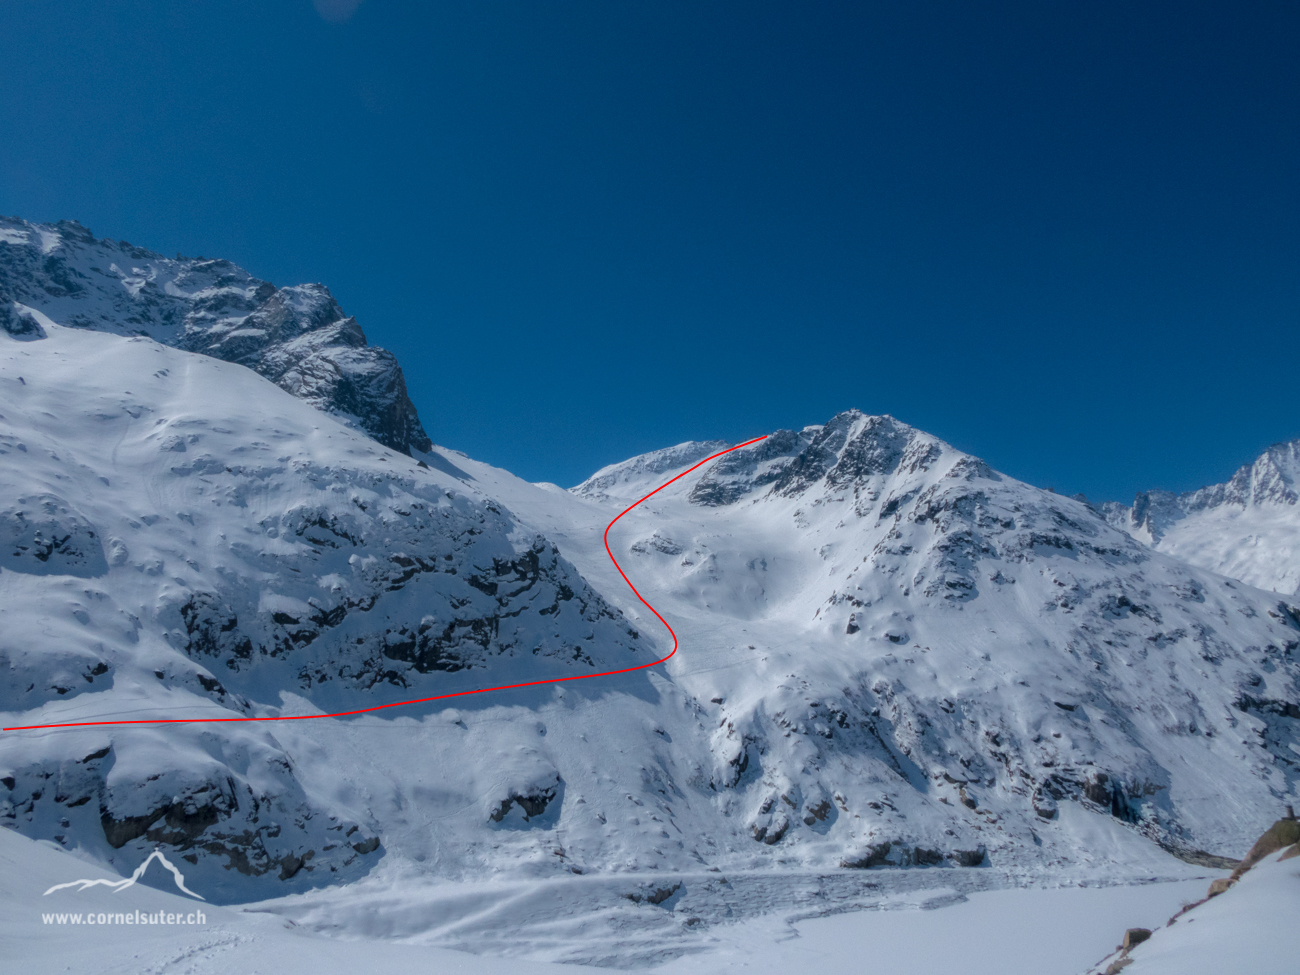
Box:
[3,435,767,733]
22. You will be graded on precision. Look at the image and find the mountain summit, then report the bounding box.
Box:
[0,217,430,455]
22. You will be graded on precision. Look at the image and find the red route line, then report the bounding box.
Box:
[3,436,768,733]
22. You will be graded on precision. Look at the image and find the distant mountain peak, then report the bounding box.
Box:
[1103,437,1300,595]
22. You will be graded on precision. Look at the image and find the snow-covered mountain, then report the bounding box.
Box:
[0,216,429,455]
[0,319,638,901]
[2,223,1298,955]
[547,412,1300,865]
[1103,440,1300,597]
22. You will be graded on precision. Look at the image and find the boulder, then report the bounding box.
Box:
[1122,928,1151,950]
[1032,791,1058,820]
[911,846,944,866]
[840,841,892,869]
[1206,877,1234,898]
[950,846,986,867]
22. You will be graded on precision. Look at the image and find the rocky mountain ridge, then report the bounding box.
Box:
[0,216,429,455]
[555,411,1300,869]
[1103,438,1300,596]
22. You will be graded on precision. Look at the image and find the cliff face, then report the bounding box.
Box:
[0,217,430,455]
[560,411,1300,867]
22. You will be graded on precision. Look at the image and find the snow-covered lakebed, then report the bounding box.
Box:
[5,824,1228,975]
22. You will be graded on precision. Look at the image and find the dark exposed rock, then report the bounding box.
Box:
[101,797,222,850]
[686,412,932,506]
[911,846,944,866]
[188,285,431,456]
[950,846,986,867]
[381,540,600,674]
[840,841,892,869]
[626,881,682,906]
[1122,928,1151,950]
[750,814,790,845]
[278,850,313,880]
[0,297,45,339]
[1158,843,1240,870]
[802,799,832,825]
[1234,693,1300,721]
[180,593,253,663]
[1031,789,1058,820]
[1083,772,1114,807]
[489,785,558,824]
[0,494,107,578]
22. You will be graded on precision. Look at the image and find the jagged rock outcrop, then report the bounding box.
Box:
[5,219,1300,911]
[0,216,430,454]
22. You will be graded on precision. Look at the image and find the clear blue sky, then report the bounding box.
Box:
[2,1,1296,501]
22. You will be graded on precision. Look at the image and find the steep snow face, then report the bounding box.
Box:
[0,323,638,901]
[0,217,430,455]
[1103,440,1300,596]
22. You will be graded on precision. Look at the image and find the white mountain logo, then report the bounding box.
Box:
[43,848,205,900]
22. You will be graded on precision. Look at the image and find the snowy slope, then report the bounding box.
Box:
[1083,848,1300,975]
[0,826,580,975]
[6,319,1293,912]
[0,216,430,454]
[1103,439,1300,597]
[0,810,1225,975]
[0,320,639,902]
